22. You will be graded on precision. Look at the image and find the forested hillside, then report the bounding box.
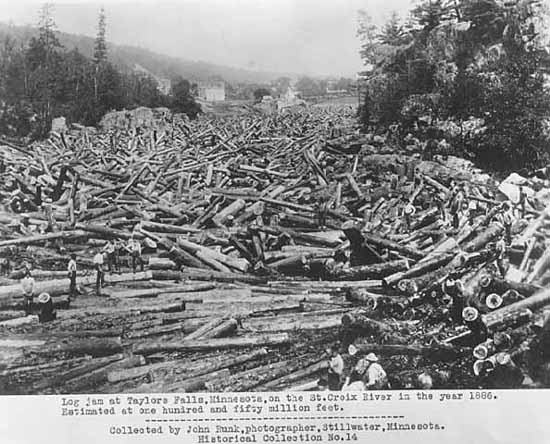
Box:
[358,0,550,170]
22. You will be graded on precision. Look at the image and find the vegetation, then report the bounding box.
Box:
[0,5,199,139]
[358,0,550,170]
[253,87,272,102]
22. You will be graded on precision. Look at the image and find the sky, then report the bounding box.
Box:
[0,0,415,77]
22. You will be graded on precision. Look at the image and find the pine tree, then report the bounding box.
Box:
[94,8,107,64]
[93,7,108,101]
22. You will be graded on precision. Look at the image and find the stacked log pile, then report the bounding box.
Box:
[0,104,550,394]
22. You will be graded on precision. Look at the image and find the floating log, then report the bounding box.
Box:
[133,333,290,355]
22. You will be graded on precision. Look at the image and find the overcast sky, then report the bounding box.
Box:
[0,0,414,77]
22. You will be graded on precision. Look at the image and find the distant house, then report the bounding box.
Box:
[157,78,172,96]
[132,64,171,96]
[198,81,225,102]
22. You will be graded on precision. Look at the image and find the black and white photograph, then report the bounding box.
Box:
[0,0,549,397]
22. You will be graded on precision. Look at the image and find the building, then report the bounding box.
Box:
[197,81,225,102]
[157,78,172,96]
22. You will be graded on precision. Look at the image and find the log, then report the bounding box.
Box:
[133,333,290,355]
[108,348,268,384]
[200,318,239,339]
[353,341,460,360]
[255,360,329,391]
[212,198,246,226]
[107,283,214,298]
[463,223,504,252]
[0,271,153,302]
[151,269,266,284]
[147,257,177,270]
[329,259,409,281]
[363,233,425,260]
[242,313,344,333]
[204,360,291,392]
[35,337,123,357]
[341,311,393,335]
[163,368,231,392]
[383,253,454,287]
[60,355,145,393]
[31,353,125,391]
[486,277,541,297]
[183,317,226,340]
[526,244,550,284]
[0,230,88,248]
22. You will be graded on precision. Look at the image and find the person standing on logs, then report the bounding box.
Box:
[501,205,514,245]
[363,353,388,389]
[450,184,465,229]
[443,278,465,324]
[20,268,35,316]
[103,240,118,273]
[115,240,125,271]
[494,236,508,277]
[37,292,56,323]
[518,186,527,219]
[463,306,488,343]
[0,257,10,276]
[403,202,416,231]
[67,254,77,302]
[128,236,143,273]
[326,347,344,390]
[93,251,105,296]
[434,191,447,223]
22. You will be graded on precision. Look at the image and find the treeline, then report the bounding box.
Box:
[358,0,550,170]
[0,6,200,139]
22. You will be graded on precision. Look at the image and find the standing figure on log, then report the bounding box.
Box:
[103,240,118,272]
[128,236,143,273]
[494,236,508,278]
[37,292,56,323]
[326,347,344,391]
[363,353,388,390]
[115,240,125,271]
[20,268,35,316]
[443,278,465,324]
[67,253,77,302]
[93,251,105,296]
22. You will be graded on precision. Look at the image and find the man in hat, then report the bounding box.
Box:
[342,347,368,391]
[403,202,416,231]
[326,347,344,391]
[0,257,10,276]
[37,292,56,323]
[128,236,144,273]
[93,251,105,296]
[363,353,388,390]
[103,240,118,273]
[67,253,78,302]
[20,268,35,316]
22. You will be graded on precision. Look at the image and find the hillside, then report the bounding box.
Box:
[0,22,295,84]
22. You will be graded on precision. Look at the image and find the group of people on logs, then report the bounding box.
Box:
[17,235,144,323]
[322,346,388,391]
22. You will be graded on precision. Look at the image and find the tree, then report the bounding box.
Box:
[170,77,201,118]
[357,0,550,169]
[253,87,271,102]
[93,8,107,64]
[295,77,326,97]
[93,8,108,101]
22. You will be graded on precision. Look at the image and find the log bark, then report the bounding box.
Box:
[133,333,290,355]
[35,337,123,357]
[353,341,460,360]
[363,233,425,260]
[329,259,409,281]
[463,223,504,253]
